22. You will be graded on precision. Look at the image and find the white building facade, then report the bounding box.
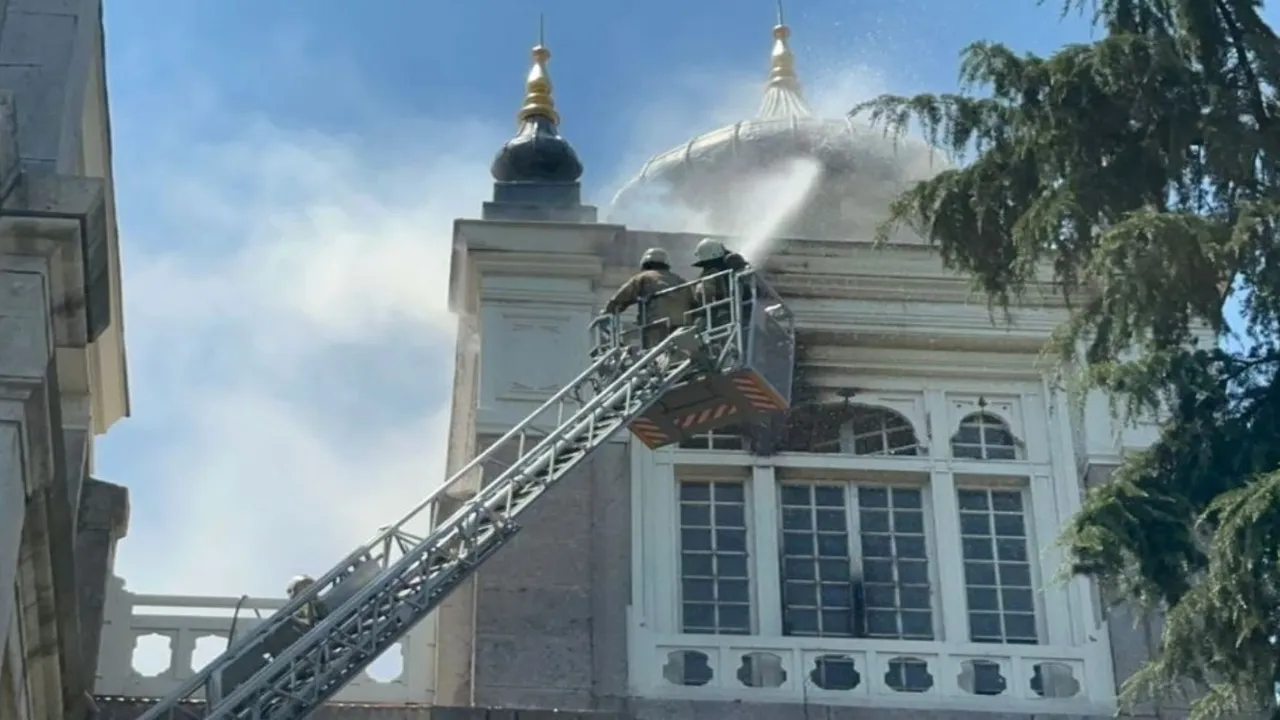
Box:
[93,16,1177,720]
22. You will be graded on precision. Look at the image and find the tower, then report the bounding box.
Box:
[483,23,597,224]
[434,13,1137,719]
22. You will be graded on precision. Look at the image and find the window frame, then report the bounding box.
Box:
[951,411,1022,462]
[774,472,942,642]
[642,381,1073,649]
[952,480,1047,645]
[840,406,922,457]
[671,467,758,636]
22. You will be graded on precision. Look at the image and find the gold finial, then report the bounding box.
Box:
[766,0,800,92]
[517,14,560,125]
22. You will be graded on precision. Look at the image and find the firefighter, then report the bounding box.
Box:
[691,238,752,328]
[604,247,695,349]
[286,574,319,625]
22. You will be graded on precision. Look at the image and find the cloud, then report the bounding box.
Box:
[105,117,497,597]
[102,58,900,600]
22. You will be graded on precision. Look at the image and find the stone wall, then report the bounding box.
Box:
[75,477,128,697]
[435,435,632,712]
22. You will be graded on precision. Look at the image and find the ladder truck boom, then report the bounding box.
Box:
[136,326,698,720]
[134,270,797,720]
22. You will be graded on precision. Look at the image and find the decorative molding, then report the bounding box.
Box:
[481,305,590,405]
[454,218,623,259]
[765,236,1060,286]
[792,298,1063,336]
[480,274,597,306]
[472,251,604,283]
[803,346,1051,382]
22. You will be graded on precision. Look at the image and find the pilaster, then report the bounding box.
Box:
[0,171,112,720]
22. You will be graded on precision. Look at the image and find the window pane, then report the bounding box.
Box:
[715,503,745,527]
[952,413,1019,461]
[859,487,889,508]
[781,507,811,530]
[779,481,935,641]
[858,486,935,641]
[680,503,711,526]
[859,508,891,533]
[682,603,716,632]
[682,552,713,577]
[958,488,1039,644]
[778,483,854,638]
[816,509,846,531]
[957,490,988,510]
[679,481,751,635]
[898,560,929,585]
[680,483,710,501]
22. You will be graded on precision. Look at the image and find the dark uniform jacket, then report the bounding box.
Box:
[693,252,751,307]
[606,268,695,330]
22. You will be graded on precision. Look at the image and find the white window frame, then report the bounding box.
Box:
[773,469,942,642]
[636,379,1079,649]
[664,464,757,635]
[952,479,1048,645]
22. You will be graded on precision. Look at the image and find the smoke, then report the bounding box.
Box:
[102,57,899,602]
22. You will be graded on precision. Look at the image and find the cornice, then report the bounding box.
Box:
[769,269,1066,308]
[793,299,1059,343]
[453,218,625,257]
[803,345,1050,380]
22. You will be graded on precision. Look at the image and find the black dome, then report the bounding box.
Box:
[491,115,584,184]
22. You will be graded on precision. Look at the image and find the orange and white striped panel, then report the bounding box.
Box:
[628,416,671,449]
[731,373,787,412]
[673,402,738,431]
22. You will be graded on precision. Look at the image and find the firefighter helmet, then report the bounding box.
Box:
[286,575,315,598]
[693,237,729,266]
[640,247,670,269]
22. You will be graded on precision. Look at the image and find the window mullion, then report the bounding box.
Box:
[929,469,968,642]
[750,464,782,636]
[846,485,866,638]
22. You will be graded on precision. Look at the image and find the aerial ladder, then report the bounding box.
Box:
[133,270,796,720]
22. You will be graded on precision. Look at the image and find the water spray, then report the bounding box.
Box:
[736,156,824,265]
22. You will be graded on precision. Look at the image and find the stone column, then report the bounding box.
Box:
[74,477,128,696]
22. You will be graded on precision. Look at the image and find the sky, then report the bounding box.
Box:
[93,0,1267,604]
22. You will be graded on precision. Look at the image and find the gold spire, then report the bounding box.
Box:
[766,1,800,93]
[517,15,560,125]
[757,1,812,118]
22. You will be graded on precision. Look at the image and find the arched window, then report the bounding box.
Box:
[951,413,1019,461]
[849,406,920,457]
[778,405,844,453]
[777,404,920,456]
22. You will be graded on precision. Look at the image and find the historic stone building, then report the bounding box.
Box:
[94,15,1180,720]
[0,1,132,719]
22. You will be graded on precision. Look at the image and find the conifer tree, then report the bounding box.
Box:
[851,1,1280,716]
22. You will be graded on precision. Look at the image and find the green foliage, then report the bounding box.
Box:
[851,1,1280,716]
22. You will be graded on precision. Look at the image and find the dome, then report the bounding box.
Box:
[491,41,584,185]
[608,20,947,241]
[491,115,584,183]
